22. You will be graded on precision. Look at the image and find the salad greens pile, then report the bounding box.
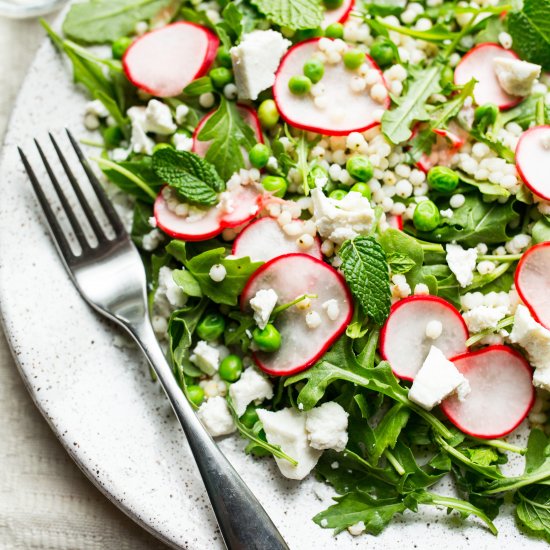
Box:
[43,0,550,543]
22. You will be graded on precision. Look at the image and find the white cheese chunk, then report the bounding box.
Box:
[144,99,177,134]
[446,243,478,288]
[190,341,220,376]
[462,305,508,334]
[250,288,278,330]
[509,305,550,389]
[305,402,349,452]
[257,408,322,480]
[197,396,236,437]
[229,368,274,417]
[494,57,541,96]
[231,30,291,100]
[408,346,470,410]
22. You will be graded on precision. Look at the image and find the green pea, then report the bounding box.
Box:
[209,67,233,89]
[112,36,132,60]
[439,65,454,88]
[294,28,324,41]
[427,166,459,193]
[187,385,205,407]
[369,38,395,68]
[350,182,372,199]
[240,404,260,427]
[216,46,233,68]
[249,143,270,169]
[324,23,344,39]
[343,49,365,71]
[303,58,325,84]
[196,313,226,342]
[102,126,124,148]
[307,164,329,190]
[219,354,243,382]
[346,156,374,182]
[474,103,498,132]
[413,200,441,232]
[323,0,344,8]
[262,175,287,198]
[329,189,348,200]
[258,99,280,129]
[288,75,312,95]
[152,142,172,153]
[253,324,282,353]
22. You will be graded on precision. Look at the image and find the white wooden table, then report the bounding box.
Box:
[0,16,168,549]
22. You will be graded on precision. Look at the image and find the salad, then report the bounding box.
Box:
[43,0,550,542]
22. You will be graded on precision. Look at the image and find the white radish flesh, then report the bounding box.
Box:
[454,43,521,110]
[123,22,218,97]
[273,38,388,136]
[322,0,354,28]
[380,296,468,381]
[515,242,550,330]
[232,217,322,262]
[241,253,352,376]
[516,125,550,201]
[441,346,534,439]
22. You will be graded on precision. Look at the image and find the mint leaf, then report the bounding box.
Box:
[339,236,391,327]
[507,0,550,70]
[197,98,257,181]
[152,148,224,206]
[63,0,179,44]
[251,0,323,30]
[387,253,416,275]
[185,248,263,305]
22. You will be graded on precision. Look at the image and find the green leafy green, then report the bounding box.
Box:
[506,0,550,70]
[183,76,214,96]
[339,236,391,326]
[532,216,550,244]
[251,0,323,30]
[457,172,510,198]
[373,17,459,42]
[185,248,262,305]
[386,253,417,275]
[63,0,180,44]
[363,0,407,16]
[370,404,410,462]
[516,485,550,539]
[172,269,202,298]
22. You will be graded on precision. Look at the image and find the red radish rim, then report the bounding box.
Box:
[192,104,264,154]
[380,295,469,382]
[324,0,354,24]
[386,214,404,231]
[273,38,390,136]
[515,125,550,201]
[240,253,353,376]
[231,216,322,258]
[453,42,522,111]
[122,22,219,97]
[433,128,466,149]
[514,241,550,328]
[440,345,535,439]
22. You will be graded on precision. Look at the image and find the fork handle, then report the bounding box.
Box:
[128,320,289,550]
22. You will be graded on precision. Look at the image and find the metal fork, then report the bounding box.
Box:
[18,131,289,550]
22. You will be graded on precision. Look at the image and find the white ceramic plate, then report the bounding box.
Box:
[0,15,545,550]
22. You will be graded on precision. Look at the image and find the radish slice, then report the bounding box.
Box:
[441,346,534,439]
[380,296,468,381]
[273,38,389,136]
[417,124,467,173]
[516,125,550,200]
[123,22,218,97]
[241,254,353,376]
[193,104,264,159]
[154,185,263,241]
[386,214,403,230]
[454,43,521,110]
[322,0,354,28]
[515,242,550,329]
[232,217,322,262]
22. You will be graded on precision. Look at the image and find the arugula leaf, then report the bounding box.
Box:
[373,17,459,42]
[251,0,323,30]
[152,148,224,206]
[166,239,187,263]
[172,269,202,298]
[386,252,417,275]
[457,172,510,198]
[339,236,391,326]
[370,404,411,462]
[224,310,255,350]
[63,0,180,44]
[197,98,257,181]
[185,248,263,305]
[532,216,550,244]
[363,0,407,16]
[382,64,443,144]
[506,0,550,70]
[516,485,550,539]
[130,200,154,248]
[183,76,214,96]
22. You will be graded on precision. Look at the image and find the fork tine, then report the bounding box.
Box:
[49,132,108,242]
[34,139,91,252]
[18,147,75,262]
[65,130,126,237]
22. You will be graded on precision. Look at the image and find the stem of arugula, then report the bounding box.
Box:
[477,254,522,262]
[79,139,105,148]
[384,449,406,476]
[357,326,379,369]
[471,438,527,455]
[271,294,317,318]
[465,316,514,348]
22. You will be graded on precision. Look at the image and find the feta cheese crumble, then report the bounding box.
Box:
[197,396,236,437]
[446,243,478,288]
[250,288,278,330]
[229,367,274,417]
[408,346,470,410]
[305,402,349,452]
[190,341,220,376]
[494,57,542,96]
[257,408,322,480]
